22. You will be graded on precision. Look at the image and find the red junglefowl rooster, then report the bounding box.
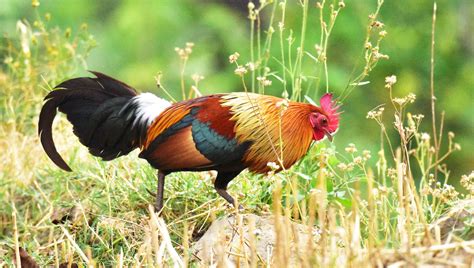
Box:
[39,72,340,212]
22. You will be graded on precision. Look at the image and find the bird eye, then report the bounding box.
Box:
[321,117,328,125]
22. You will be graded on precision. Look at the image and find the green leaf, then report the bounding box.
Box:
[335,197,352,208]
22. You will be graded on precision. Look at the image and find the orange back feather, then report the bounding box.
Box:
[142,103,191,149]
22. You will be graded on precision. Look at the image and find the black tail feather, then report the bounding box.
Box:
[38,71,145,171]
[38,100,73,171]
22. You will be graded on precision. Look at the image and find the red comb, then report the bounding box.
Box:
[320,93,340,132]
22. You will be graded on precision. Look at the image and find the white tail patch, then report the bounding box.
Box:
[131,93,171,127]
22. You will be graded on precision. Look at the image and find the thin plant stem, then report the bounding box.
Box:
[279,1,288,95]
[430,2,439,180]
[250,6,256,93]
[180,58,188,100]
[291,0,309,101]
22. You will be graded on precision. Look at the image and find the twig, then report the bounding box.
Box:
[12,202,21,268]
[60,225,90,265]
[148,206,184,267]
[377,240,474,254]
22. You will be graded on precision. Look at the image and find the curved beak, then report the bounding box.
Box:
[324,130,333,142]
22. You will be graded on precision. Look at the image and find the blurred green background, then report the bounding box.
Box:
[1,0,472,183]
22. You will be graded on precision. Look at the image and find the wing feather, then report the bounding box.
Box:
[142,103,191,149]
[145,126,213,170]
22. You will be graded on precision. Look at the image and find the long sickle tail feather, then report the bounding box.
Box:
[38,97,73,171]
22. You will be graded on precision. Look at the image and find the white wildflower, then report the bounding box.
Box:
[267,162,280,170]
[191,74,204,83]
[337,163,348,171]
[454,143,461,150]
[385,75,397,88]
[234,66,247,76]
[229,52,240,63]
[406,93,416,103]
[421,133,430,141]
[393,97,407,105]
[245,62,256,71]
[257,76,272,87]
[345,143,357,154]
[353,156,363,164]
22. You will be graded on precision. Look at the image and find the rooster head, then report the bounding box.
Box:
[309,93,340,142]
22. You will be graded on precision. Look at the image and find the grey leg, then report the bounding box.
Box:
[155,171,166,213]
[214,171,243,209]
